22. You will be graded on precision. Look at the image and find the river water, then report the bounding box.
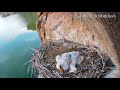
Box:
[0,13,40,78]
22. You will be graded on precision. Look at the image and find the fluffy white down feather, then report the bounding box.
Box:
[56,55,62,69]
[56,51,84,73]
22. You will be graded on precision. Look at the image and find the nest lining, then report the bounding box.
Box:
[29,39,115,78]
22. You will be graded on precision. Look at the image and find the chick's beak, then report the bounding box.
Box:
[59,66,64,73]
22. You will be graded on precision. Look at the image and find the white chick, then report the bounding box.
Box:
[68,51,84,64]
[68,51,84,73]
[68,51,79,65]
[68,51,79,72]
[61,53,71,70]
[55,51,84,73]
[56,53,71,71]
[69,64,77,73]
[55,55,62,69]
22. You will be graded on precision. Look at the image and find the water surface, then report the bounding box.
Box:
[0,13,40,78]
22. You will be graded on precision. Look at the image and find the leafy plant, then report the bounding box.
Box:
[20,12,38,30]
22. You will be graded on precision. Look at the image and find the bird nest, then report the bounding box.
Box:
[29,39,115,78]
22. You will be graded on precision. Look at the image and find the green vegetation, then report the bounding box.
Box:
[19,12,38,30]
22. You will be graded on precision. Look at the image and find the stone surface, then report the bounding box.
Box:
[36,12,120,72]
[104,68,120,78]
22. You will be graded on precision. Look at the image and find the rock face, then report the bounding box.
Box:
[104,68,120,78]
[36,12,120,71]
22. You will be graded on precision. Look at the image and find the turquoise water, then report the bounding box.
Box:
[0,14,40,78]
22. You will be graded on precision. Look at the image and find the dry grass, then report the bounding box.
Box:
[26,39,115,78]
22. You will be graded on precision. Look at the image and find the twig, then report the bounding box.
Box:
[91,47,105,70]
[24,60,32,66]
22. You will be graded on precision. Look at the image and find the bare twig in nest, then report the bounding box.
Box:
[27,64,31,73]
[97,73,101,78]
[52,70,62,78]
[91,47,105,70]
[24,60,32,66]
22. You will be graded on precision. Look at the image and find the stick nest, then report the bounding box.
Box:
[30,39,115,78]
